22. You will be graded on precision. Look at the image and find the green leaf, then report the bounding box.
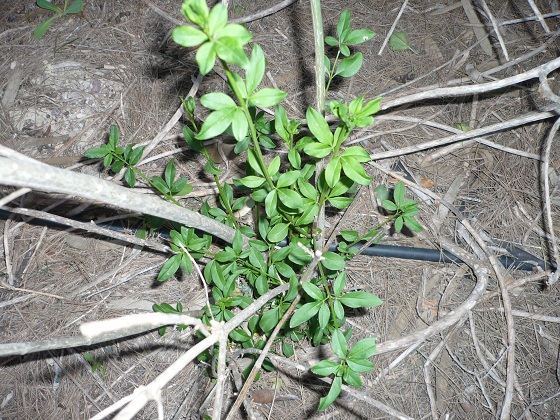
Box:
[283,341,295,358]
[268,156,281,177]
[200,92,236,110]
[196,42,217,75]
[172,26,208,47]
[297,180,317,200]
[37,0,63,13]
[389,31,412,52]
[294,203,318,226]
[246,44,266,94]
[393,181,406,206]
[318,376,342,411]
[341,157,371,185]
[84,146,109,159]
[216,23,253,47]
[239,175,266,189]
[325,156,341,188]
[277,188,303,210]
[339,291,382,308]
[374,184,389,202]
[289,301,322,328]
[328,196,353,209]
[342,367,363,387]
[204,160,222,175]
[336,9,351,40]
[64,0,83,14]
[311,359,340,377]
[110,160,124,173]
[255,274,269,295]
[324,36,338,47]
[196,108,236,140]
[259,307,279,332]
[345,28,375,45]
[333,299,345,320]
[341,146,370,162]
[332,329,348,359]
[157,254,181,281]
[246,149,263,175]
[182,0,209,27]
[267,223,288,243]
[340,230,359,242]
[321,251,345,271]
[318,302,330,329]
[232,230,243,256]
[303,142,332,159]
[164,159,176,187]
[302,282,324,301]
[124,167,136,187]
[171,178,193,196]
[306,107,333,145]
[395,216,404,232]
[333,271,346,296]
[214,36,249,68]
[360,97,382,117]
[382,199,397,211]
[250,88,287,107]
[274,105,289,141]
[207,2,227,35]
[288,149,301,169]
[404,215,423,232]
[264,189,278,217]
[276,171,300,189]
[129,146,144,165]
[346,358,375,373]
[34,15,59,39]
[348,337,377,359]
[231,108,248,142]
[229,328,251,343]
[335,53,363,78]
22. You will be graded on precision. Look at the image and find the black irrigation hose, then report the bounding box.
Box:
[0,209,548,272]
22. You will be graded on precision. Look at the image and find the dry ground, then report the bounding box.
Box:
[1,0,560,418]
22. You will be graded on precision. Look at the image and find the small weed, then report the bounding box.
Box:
[33,0,84,39]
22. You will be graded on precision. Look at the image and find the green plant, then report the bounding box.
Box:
[388,31,418,54]
[33,0,84,39]
[84,125,192,204]
[311,329,377,410]
[84,0,422,411]
[83,351,105,377]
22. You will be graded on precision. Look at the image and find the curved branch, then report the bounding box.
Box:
[381,56,560,110]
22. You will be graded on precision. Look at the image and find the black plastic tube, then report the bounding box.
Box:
[0,209,548,271]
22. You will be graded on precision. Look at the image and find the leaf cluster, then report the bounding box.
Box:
[82,1,424,412]
[34,0,84,39]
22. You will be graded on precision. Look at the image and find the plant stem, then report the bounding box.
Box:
[220,61,274,189]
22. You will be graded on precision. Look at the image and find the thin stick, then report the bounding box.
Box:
[1,206,170,254]
[0,187,31,207]
[378,0,409,56]
[527,0,550,32]
[479,0,509,60]
[381,56,560,110]
[369,108,557,161]
[541,117,560,286]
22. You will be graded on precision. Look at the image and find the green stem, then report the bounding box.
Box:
[220,60,274,189]
[325,50,341,94]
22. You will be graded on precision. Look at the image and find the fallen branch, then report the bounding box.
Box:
[0,147,238,245]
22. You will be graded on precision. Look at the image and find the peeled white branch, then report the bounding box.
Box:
[0,147,237,245]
